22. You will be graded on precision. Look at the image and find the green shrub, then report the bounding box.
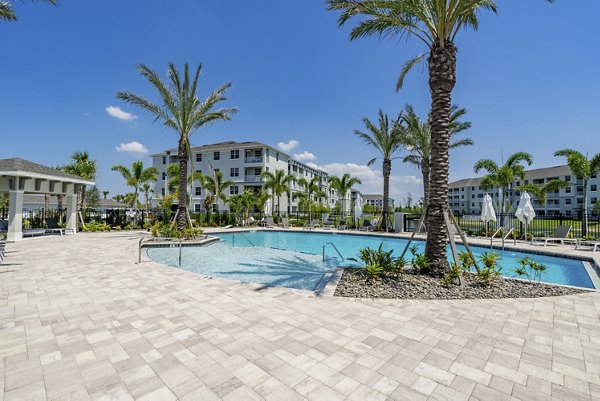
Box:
[408,245,430,274]
[512,256,546,284]
[364,264,383,280]
[23,219,32,229]
[150,222,180,238]
[349,243,405,280]
[476,251,502,285]
[183,227,203,240]
[442,262,463,286]
[82,222,111,232]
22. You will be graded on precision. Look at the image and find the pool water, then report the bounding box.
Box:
[146,230,596,290]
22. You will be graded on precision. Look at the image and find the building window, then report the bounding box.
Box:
[565,175,571,182]
[196,153,202,162]
[276,153,279,161]
[162,156,166,164]
[592,174,597,179]
[230,186,239,195]
[196,169,202,175]
[591,185,598,191]
[161,188,165,196]
[230,149,239,159]
[566,198,572,205]
[214,151,220,160]
[214,169,220,173]
[566,187,571,193]
[194,204,202,212]
[230,167,239,177]
[591,197,597,204]
[162,172,166,181]
[195,187,201,196]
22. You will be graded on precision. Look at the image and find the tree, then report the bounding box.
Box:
[261,169,296,215]
[474,152,533,225]
[140,183,153,211]
[111,161,159,208]
[329,173,362,216]
[293,177,326,220]
[554,149,600,236]
[62,151,96,211]
[201,170,234,213]
[353,110,403,231]
[86,186,101,209]
[102,191,109,199]
[228,190,254,225]
[400,104,472,208]
[254,189,271,215]
[0,0,56,21]
[516,179,568,216]
[326,0,553,274]
[117,63,237,232]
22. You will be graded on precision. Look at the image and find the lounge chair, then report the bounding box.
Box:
[359,219,374,232]
[530,225,574,246]
[23,228,46,237]
[337,219,347,230]
[45,218,74,236]
[576,238,600,252]
[262,217,276,228]
[303,219,320,231]
[0,220,7,234]
[277,217,290,229]
[0,240,5,264]
[322,219,335,230]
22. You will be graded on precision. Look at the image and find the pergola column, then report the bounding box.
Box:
[7,190,24,242]
[66,193,78,233]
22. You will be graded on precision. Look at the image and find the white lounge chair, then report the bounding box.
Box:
[277,217,290,229]
[359,219,374,232]
[322,219,335,230]
[0,240,5,265]
[45,218,74,236]
[531,225,574,246]
[262,217,276,228]
[576,238,600,252]
[303,219,320,231]
[337,219,347,230]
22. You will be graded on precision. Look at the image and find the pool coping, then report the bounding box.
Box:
[205,227,600,291]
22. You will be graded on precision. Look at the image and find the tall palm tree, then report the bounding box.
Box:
[474,152,534,223]
[329,173,362,216]
[63,151,96,211]
[117,63,237,231]
[201,170,234,213]
[353,110,403,231]
[261,169,296,215]
[102,191,109,199]
[254,189,271,215]
[554,149,600,237]
[0,0,56,21]
[111,161,159,208]
[517,179,568,216]
[293,177,326,221]
[327,0,552,274]
[400,104,472,208]
[165,163,202,198]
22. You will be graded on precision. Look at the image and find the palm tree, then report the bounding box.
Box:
[554,149,600,237]
[63,151,96,211]
[228,190,254,225]
[140,183,153,211]
[111,161,159,208]
[254,189,271,215]
[517,179,568,216]
[474,152,534,225]
[400,104,472,208]
[329,173,362,216]
[201,170,234,213]
[353,110,403,231]
[326,0,553,274]
[117,63,237,232]
[165,163,203,199]
[0,0,56,21]
[293,177,326,221]
[261,169,296,215]
[102,191,109,199]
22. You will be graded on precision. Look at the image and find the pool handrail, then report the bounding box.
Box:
[232,233,255,247]
[139,236,183,266]
[323,242,344,262]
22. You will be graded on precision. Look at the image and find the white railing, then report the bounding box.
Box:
[245,157,263,164]
[245,176,262,182]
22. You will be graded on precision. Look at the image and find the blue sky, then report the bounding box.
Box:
[1,1,599,204]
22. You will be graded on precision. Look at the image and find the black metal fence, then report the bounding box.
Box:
[403,212,600,240]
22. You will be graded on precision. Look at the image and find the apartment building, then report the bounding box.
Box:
[363,194,395,210]
[448,165,600,216]
[151,141,335,213]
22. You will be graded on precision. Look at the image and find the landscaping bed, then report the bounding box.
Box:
[334,268,589,299]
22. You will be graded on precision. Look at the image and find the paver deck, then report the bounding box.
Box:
[1,231,600,400]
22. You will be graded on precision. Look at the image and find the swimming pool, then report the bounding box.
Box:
[146,230,596,291]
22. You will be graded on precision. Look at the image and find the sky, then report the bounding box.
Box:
[1,0,599,205]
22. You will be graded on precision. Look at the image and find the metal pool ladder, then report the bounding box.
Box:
[232,233,255,247]
[322,242,344,262]
[138,236,183,267]
[490,228,516,250]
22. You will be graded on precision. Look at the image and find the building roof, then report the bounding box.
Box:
[0,158,94,184]
[22,194,128,209]
[449,164,574,188]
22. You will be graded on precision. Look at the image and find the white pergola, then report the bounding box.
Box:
[0,158,95,241]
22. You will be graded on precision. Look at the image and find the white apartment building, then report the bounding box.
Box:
[449,165,600,216]
[150,141,337,213]
[363,194,395,210]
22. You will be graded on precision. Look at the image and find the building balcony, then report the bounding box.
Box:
[245,157,263,164]
[244,175,262,183]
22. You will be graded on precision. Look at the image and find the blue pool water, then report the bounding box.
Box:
[146,230,596,291]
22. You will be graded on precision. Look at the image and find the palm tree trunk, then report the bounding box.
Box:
[421,160,430,209]
[425,41,457,276]
[177,139,189,231]
[57,195,64,223]
[44,194,50,219]
[382,158,391,231]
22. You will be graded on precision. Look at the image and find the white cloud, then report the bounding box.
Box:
[106,106,138,121]
[310,161,423,207]
[277,140,299,152]
[293,150,317,162]
[115,141,148,155]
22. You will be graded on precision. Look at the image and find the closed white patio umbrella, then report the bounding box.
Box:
[515,191,536,240]
[264,199,272,216]
[481,194,496,235]
[354,197,362,226]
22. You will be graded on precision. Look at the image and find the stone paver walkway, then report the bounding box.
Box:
[1,232,600,401]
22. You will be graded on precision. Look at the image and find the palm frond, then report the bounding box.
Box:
[396,53,426,92]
